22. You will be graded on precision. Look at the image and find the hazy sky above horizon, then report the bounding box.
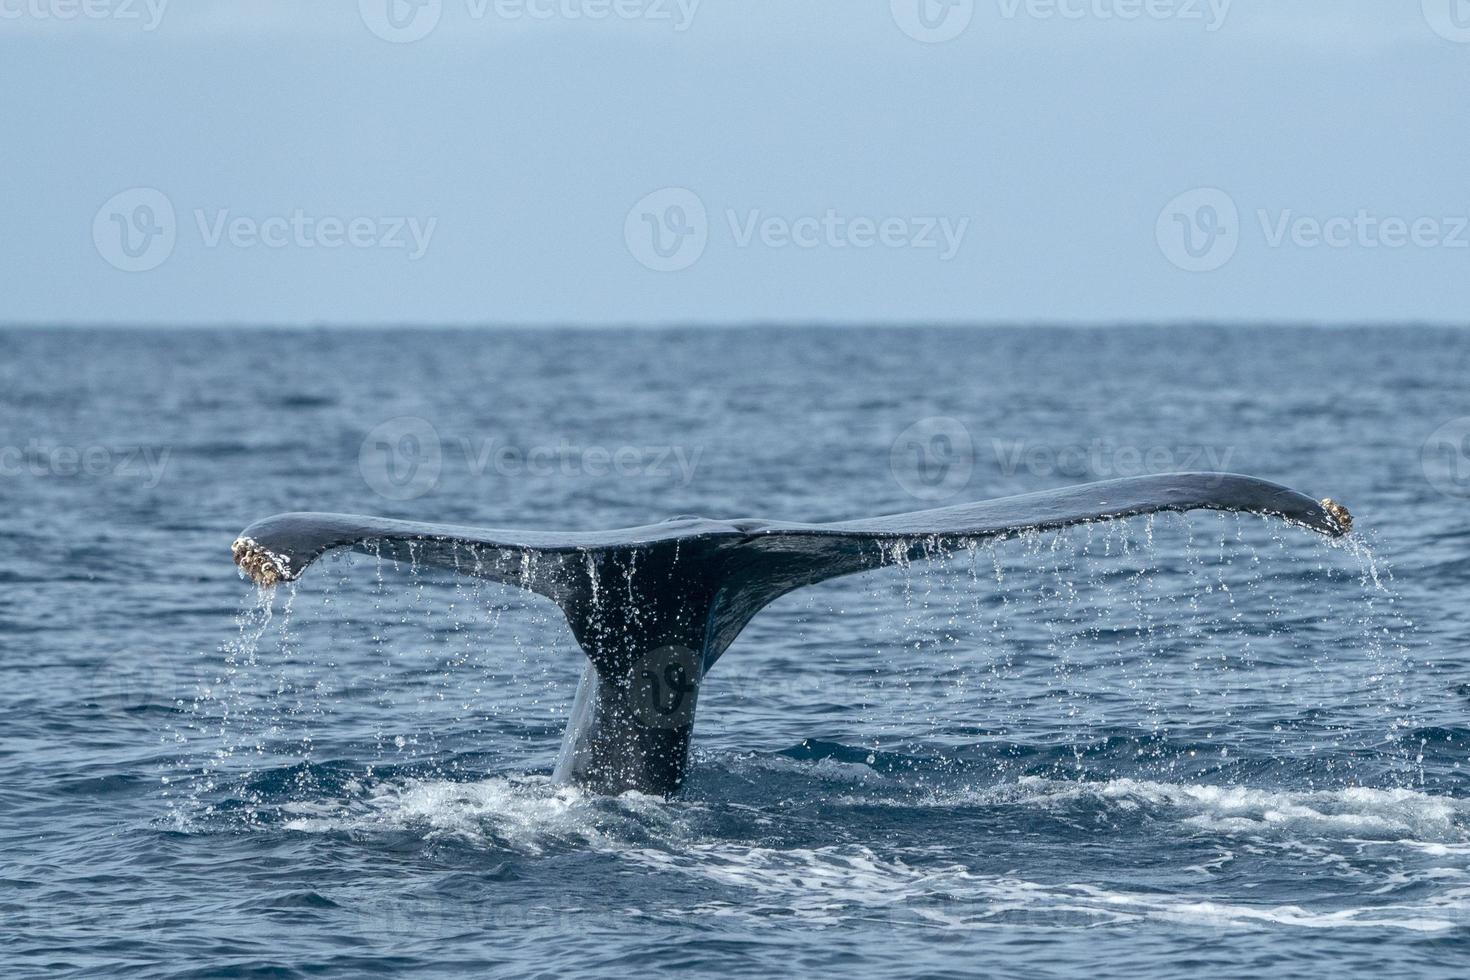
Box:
[3,1,1468,325]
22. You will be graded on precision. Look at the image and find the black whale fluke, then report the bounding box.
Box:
[231,473,1351,796]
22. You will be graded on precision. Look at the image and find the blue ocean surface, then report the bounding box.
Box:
[2,325,1467,978]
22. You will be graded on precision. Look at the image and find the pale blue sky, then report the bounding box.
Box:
[2,1,1467,325]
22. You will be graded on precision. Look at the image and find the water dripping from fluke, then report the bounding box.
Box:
[215,474,1358,799]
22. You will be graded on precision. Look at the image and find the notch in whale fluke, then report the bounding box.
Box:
[229,473,1350,795]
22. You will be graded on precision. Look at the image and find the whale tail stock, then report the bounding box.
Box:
[231,473,1351,796]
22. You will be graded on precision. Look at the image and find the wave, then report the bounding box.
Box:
[971,777,1468,840]
[624,841,1469,933]
[254,761,1467,860]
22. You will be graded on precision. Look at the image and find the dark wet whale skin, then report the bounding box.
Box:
[236,474,1346,795]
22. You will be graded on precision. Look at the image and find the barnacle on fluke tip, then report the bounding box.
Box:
[232,537,291,587]
[1321,498,1353,535]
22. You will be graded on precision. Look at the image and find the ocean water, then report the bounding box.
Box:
[2,324,1467,978]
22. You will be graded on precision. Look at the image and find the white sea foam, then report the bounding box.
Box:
[280,774,691,853]
[808,770,1468,843]
[624,841,1470,933]
[278,770,1467,852]
[276,771,1469,934]
[985,777,1467,841]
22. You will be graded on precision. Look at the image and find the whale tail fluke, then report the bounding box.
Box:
[231,473,1350,795]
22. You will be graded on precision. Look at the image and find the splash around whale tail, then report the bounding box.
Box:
[231,473,1351,796]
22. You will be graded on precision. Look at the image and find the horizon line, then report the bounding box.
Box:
[2,319,1467,331]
